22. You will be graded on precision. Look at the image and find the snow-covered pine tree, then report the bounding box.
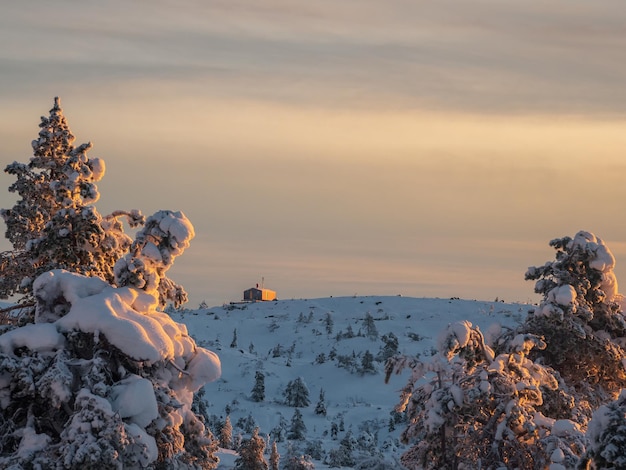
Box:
[0,270,221,469]
[360,350,376,375]
[324,312,333,335]
[0,97,144,309]
[377,332,399,362]
[284,377,310,408]
[283,443,315,470]
[386,320,583,469]
[314,388,327,416]
[362,311,378,339]
[236,413,258,435]
[269,441,280,470]
[523,231,626,411]
[326,431,356,468]
[251,371,265,402]
[579,389,626,469]
[0,100,221,467]
[287,408,307,440]
[234,427,268,470]
[270,414,288,443]
[220,415,234,450]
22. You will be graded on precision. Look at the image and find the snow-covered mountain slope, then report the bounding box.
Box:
[172,296,529,468]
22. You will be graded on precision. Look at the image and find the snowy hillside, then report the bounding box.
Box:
[172,296,529,468]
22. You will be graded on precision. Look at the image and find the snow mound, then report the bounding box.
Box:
[570,231,619,300]
[0,322,64,356]
[548,284,577,307]
[34,270,220,371]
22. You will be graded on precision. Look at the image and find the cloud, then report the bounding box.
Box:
[2,0,626,115]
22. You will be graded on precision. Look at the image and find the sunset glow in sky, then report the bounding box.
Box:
[2,1,626,307]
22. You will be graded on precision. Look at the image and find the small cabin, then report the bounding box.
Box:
[243,285,277,302]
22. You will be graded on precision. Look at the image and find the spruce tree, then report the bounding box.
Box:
[0,97,144,311]
[220,415,233,450]
[324,312,333,335]
[283,443,315,470]
[288,408,307,440]
[315,389,327,416]
[362,311,378,339]
[269,441,280,470]
[284,377,310,408]
[360,350,376,375]
[234,427,268,470]
[251,371,265,402]
[523,231,626,411]
[378,332,399,361]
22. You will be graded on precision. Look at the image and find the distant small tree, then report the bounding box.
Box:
[283,444,315,470]
[378,332,399,362]
[326,431,356,468]
[251,371,266,402]
[360,350,376,375]
[324,312,334,335]
[269,441,280,470]
[236,413,258,435]
[362,312,378,339]
[234,427,268,470]
[220,415,233,450]
[315,389,327,416]
[271,344,282,358]
[288,408,307,440]
[192,386,210,423]
[270,414,288,443]
[304,439,325,461]
[329,346,337,361]
[230,329,238,349]
[284,377,310,408]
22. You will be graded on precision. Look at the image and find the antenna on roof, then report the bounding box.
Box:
[261,277,265,289]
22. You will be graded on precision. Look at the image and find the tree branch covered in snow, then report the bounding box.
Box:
[0,270,221,468]
[114,210,195,309]
[523,230,626,412]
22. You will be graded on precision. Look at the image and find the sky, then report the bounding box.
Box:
[2,0,626,307]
